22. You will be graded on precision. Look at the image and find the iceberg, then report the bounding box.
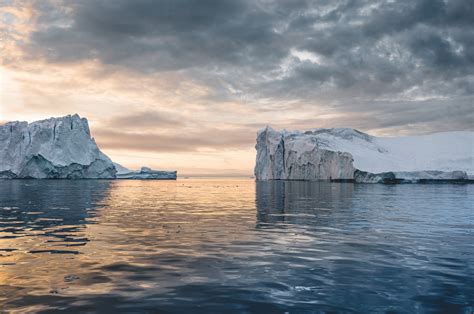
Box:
[113,162,132,175]
[115,164,177,180]
[0,115,178,180]
[255,127,355,181]
[255,126,474,183]
[0,114,116,179]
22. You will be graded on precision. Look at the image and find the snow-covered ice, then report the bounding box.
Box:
[255,126,474,182]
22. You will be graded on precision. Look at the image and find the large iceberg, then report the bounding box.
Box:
[255,127,355,181]
[255,126,474,183]
[0,114,177,180]
[0,114,116,179]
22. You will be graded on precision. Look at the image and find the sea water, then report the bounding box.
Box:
[0,179,473,313]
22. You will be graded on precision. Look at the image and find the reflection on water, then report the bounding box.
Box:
[256,181,355,226]
[0,179,473,313]
[0,181,113,312]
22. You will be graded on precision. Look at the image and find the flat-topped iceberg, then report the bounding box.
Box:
[114,164,177,180]
[0,115,177,180]
[255,126,474,183]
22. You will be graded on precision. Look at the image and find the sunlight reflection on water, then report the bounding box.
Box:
[0,179,473,313]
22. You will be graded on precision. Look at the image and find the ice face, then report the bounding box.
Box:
[255,126,356,181]
[255,126,474,182]
[0,114,116,179]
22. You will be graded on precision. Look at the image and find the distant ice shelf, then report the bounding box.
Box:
[255,126,474,183]
[114,164,177,180]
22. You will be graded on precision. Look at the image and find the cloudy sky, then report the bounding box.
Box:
[1,0,473,175]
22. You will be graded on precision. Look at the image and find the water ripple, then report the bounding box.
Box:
[0,179,473,313]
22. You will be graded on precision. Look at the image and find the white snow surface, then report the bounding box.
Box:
[259,127,474,176]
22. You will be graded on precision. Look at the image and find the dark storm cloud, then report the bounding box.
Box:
[26,0,474,135]
[29,0,290,72]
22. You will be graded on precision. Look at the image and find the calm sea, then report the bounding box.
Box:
[0,179,473,313]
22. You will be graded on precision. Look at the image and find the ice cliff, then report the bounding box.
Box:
[0,115,178,180]
[0,114,116,179]
[255,127,355,181]
[255,126,474,183]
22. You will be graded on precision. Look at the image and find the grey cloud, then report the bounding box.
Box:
[246,96,474,135]
[27,0,474,79]
[362,98,474,131]
[29,0,289,72]
[21,0,474,135]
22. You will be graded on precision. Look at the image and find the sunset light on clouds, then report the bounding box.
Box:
[1,0,473,175]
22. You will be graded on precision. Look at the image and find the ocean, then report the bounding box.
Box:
[0,179,473,313]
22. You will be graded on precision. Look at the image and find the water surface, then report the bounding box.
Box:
[0,179,473,313]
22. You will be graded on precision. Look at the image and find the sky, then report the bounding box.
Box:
[1,0,473,176]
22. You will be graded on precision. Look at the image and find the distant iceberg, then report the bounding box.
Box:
[0,115,177,180]
[114,164,177,180]
[255,126,474,183]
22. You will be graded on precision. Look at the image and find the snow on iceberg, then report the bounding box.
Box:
[255,126,474,183]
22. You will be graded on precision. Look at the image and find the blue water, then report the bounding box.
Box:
[0,179,473,313]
